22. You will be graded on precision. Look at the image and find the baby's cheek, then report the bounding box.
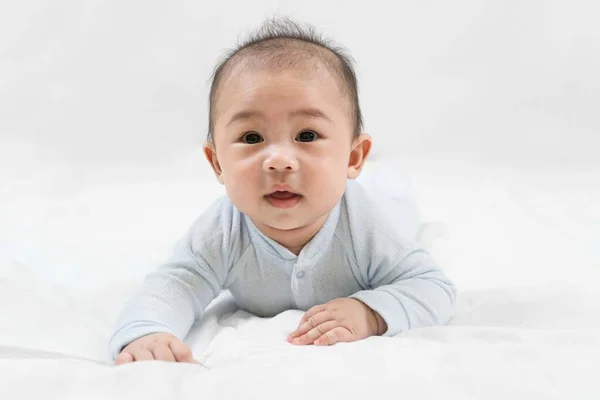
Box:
[224,180,256,213]
[312,177,345,209]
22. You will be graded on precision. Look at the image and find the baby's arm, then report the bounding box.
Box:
[349,246,457,336]
[108,200,234,362]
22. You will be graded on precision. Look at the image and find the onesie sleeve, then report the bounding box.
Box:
[349,244,457,336]
[343,178,457,336]
[107,197,241,361]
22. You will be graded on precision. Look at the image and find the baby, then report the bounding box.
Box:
[110,18,457,365]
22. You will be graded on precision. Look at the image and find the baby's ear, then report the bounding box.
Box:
[346,134,372,179]
[203,142,224,184]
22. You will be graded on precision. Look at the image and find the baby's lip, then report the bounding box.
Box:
[267,184,299,195]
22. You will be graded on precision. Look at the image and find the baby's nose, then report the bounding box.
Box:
[263,147,299,172]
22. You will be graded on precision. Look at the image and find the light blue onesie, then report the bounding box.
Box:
[108,166,457,360]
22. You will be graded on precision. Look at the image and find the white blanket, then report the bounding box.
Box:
[1,259,599,399]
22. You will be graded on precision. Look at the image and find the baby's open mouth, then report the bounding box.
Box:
[268,191,298,199]
[265,191,302,209]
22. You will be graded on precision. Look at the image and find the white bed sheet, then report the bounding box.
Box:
[1,260,599,399]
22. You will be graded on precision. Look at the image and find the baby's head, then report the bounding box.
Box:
[204,18,372,252]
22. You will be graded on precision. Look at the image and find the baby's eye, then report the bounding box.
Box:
[296,130,319,142]
[242,131,263,144]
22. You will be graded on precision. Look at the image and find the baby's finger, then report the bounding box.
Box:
[115,351,134,365]
[132,348,155,362]
[169,340,196,363]
[292,320,340,345]
[298,304,327,327]
[289,310,333,340]
[151,344,176,362]
[315,326,353,346]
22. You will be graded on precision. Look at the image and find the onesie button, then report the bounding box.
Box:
[296,271,305,279]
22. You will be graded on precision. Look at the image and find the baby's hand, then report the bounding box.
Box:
[287,298,386,346]
[115,332,200,365]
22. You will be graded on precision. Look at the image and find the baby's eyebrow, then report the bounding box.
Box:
[290,108,332,122]
[226,107,332,127]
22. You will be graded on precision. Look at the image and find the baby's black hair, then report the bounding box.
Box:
[206,17,363,143]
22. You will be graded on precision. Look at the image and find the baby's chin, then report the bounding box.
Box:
[256,217,308,233]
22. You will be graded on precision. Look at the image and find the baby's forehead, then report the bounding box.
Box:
[215,67,346,118]
[217,56,346,102]
[235,63,333,86]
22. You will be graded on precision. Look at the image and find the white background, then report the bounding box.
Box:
[1,0,599,296]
